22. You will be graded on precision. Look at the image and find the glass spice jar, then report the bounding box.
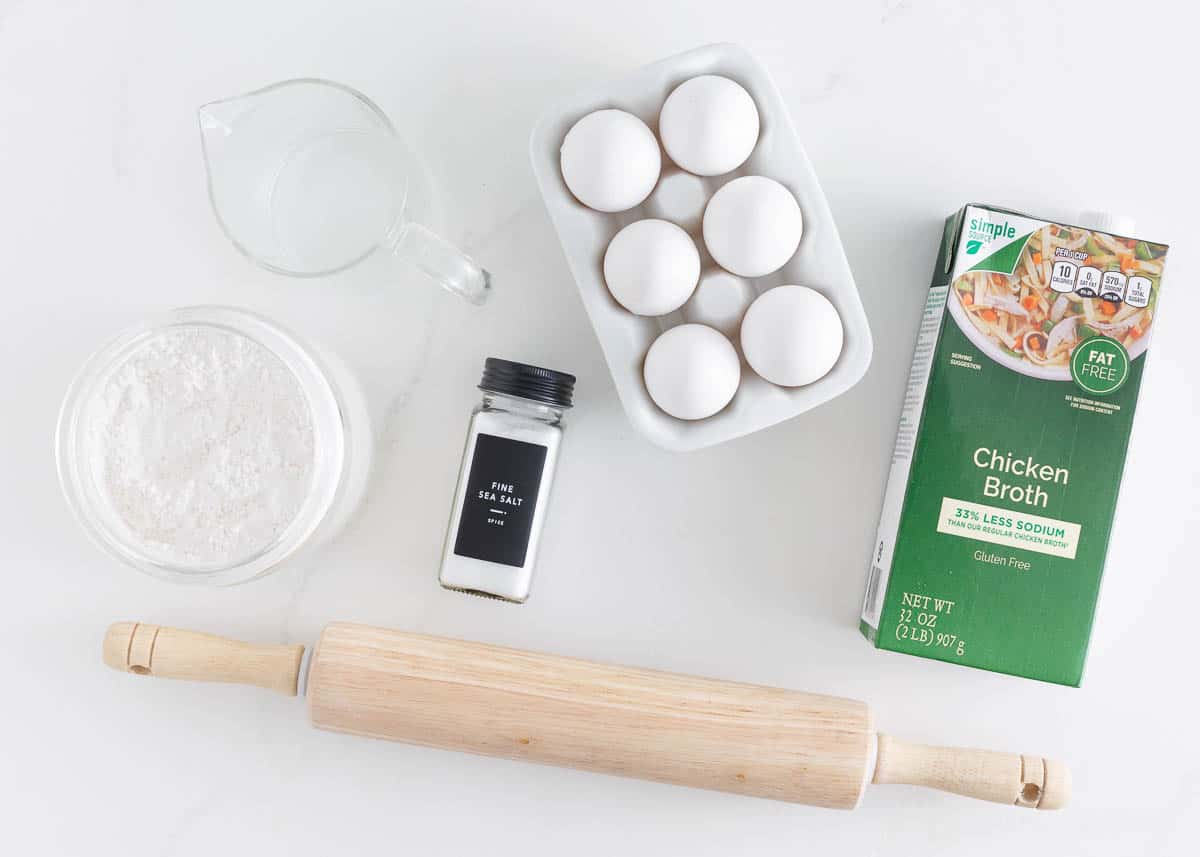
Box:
[439,358,576,602]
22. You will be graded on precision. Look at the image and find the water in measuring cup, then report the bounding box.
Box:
[268,129,407,273]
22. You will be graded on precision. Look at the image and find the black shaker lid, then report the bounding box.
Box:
[479,358,575,408]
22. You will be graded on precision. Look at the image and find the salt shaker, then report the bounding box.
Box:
[439,358,575,602]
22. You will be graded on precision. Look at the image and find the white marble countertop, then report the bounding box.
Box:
[3,1,1197,853]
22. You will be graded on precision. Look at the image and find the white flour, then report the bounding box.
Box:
[85,325,316,567]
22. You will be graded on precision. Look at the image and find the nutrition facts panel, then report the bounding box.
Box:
[1050,259,1143,306]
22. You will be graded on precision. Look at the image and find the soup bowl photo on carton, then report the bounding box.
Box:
[945,290,1151,383]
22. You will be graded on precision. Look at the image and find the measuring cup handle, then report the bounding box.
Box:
[392,223,491,305]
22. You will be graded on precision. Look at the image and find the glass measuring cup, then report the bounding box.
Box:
[199,79,490,303]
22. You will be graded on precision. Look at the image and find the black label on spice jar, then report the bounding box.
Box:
[453,433,547,568]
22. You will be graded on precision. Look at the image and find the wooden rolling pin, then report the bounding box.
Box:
[103,621,1069,810]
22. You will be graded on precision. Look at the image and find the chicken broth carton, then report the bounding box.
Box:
[860,204,1168,686]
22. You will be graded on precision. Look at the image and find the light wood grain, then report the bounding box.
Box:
[103,621,305,696]
[307,622,874,808]
[102,620,1071,810]
[872,734,1071,809]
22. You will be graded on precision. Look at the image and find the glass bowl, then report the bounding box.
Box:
[56,306,359,586]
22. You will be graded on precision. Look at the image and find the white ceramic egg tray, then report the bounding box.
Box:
[530,42,872,451]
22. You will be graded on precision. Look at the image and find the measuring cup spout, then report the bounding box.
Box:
[198,92,259,166]
[197,91,272,264]
[198,97,245,138]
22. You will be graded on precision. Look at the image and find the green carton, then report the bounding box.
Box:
[860,204,1168,686]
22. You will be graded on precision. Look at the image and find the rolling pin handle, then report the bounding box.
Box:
[103,621,305,697]
[872,733,1071,810]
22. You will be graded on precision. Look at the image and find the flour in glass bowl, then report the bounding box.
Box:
[84,325,316,568]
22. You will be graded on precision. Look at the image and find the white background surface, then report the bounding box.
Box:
[3,1,1197,854]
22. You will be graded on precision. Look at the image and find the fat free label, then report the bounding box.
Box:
[1071,337,1130,395]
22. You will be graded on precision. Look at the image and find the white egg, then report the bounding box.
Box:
[659,75,760,176]
[643,324,741,420]
[740,286,843,387]
[703,176,803,278]
[560,109,661,213]
[604,220,700,316]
